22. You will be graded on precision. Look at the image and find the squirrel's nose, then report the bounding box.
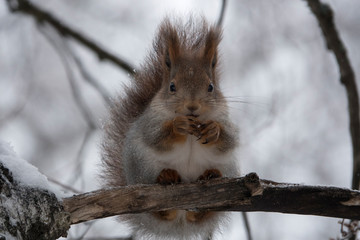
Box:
[186,103,200,112]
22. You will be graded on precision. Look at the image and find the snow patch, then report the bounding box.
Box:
[0,140,62,197]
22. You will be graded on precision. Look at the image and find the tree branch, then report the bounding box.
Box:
[38,26,98,130]
[241,212,253,240]
[63,173,360,225]
[6,0,135,74]
[217,0,227,27]
[305,0,360,191]
[3,162,360,238]
[0,163,70,239]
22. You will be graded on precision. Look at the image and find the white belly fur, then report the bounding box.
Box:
[152,135,233,182]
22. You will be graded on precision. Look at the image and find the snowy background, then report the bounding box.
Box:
[1,0,360,239]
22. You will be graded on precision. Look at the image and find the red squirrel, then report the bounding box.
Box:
[102,17,239,240]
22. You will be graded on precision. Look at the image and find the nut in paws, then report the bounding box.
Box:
[173,116,199,136]
[198,120,221,144]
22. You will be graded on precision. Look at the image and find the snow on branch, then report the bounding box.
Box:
[0,141,70,240]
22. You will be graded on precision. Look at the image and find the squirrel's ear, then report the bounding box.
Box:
[203,27,221,69]
[164,29,180,70]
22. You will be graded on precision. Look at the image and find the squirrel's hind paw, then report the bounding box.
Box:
[156,168,182,185]
[197,169,222,181]
[153,210,178,221]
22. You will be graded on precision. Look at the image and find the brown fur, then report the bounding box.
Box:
[186,211,215,223]
[153,210,178,221]
[152,117,190,151]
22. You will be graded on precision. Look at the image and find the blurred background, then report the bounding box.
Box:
[1,0,359,239]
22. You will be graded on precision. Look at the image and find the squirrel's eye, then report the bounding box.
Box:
[208,83,214,92]
[169,82,176,92]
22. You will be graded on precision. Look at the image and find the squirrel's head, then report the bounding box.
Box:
[156,20,225,119]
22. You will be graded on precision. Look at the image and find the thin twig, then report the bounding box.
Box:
[6,0,135,74]
[0,86,31,128]
[37,25,98,129]
[0,54,34,128]
[68,128,95,188]
[66,46,113,107]
[305,0,360,191]
[38,25,98,193]
[75,221,95,240]
[305,2,360,239]
[47,176,82,194]
[241,212,253,240]
[217,0,227,27]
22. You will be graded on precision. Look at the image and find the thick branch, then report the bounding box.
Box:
[6,0,135,74]
[306,0,360,190]
[0,163,70,239]
[63,173,360,225]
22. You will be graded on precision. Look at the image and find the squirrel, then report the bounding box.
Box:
[101,16,239,240]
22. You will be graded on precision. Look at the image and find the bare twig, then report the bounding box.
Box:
[241,212,253,240]
[68,128,95,188]
[305,0,360,191]
[0,91,29,128]
[75,222,95,240]
[38,25,98,129]
[38,25,98,193]
[217,0,227,27]
[67,47,113,107]
[63,173,360,225]
[305,1,360,239]
[0,62,34,128]
[6,0,135,74]
[217,1,251,237]
[47,176,82,194]
[335,219,359,240]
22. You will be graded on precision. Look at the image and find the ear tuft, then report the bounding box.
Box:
[164,27,180,70]
[203,27,222,68]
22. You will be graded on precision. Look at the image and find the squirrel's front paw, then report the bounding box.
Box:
[198,120,221,144]
[173,116,198,136]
